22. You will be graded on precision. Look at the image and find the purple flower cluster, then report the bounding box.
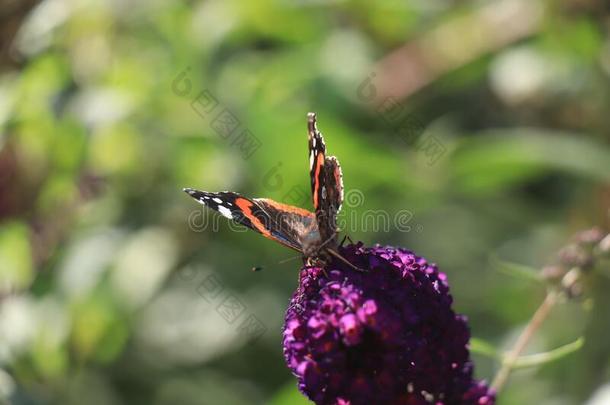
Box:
[283,243,494,405]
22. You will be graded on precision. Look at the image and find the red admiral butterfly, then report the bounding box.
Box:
[184,112,353,268]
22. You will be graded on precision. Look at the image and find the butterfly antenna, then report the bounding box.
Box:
[326,248,367,273]
[278,254,302,265]
[316,234,365,272]
[318,234,337,249]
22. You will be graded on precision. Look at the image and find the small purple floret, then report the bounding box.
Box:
[282,243,495,405]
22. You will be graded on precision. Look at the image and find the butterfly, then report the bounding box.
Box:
[184,112,354,268]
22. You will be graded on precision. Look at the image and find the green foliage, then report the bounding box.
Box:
[471,337,585,369]
[489,254,543,283]
[511,337,585,370]
[269,383,313,405]
[0,222,33,292]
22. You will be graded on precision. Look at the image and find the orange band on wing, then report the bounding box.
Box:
[235,198,271,237]
[259,199,314,217]
[313,153,324,208]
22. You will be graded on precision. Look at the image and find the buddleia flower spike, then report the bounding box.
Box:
[283,243,495,405]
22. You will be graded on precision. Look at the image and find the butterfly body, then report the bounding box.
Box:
[184,112,344,267]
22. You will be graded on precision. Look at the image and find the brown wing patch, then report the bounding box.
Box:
[254,198,319,251]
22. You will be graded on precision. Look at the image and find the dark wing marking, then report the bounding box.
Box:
[183,188,316,252]
[183,189,272,238]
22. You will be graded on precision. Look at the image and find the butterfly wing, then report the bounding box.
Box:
[322,154,343,218]
[254,198,319,251]
[307,113,342,244]
[183,188,316,252]
[308,112,327,213]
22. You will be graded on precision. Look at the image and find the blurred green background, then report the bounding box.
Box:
[1,0,610,404]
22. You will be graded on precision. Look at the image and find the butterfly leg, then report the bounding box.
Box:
[306,256,329,278]
[339,234,355,247]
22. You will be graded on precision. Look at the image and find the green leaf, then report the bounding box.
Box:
[450,129,610,194]
[470,337,502,359]
[489,254,542,283]
[268,382,312,405]
[0,221,33,291]
[510,337,585,369]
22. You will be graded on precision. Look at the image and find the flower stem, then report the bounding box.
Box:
[491,290,558,392]
[491,228,609,393]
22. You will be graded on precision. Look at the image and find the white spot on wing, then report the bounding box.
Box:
[309,150,314,169]
[213,197,223,204]
[218,206,233,219]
